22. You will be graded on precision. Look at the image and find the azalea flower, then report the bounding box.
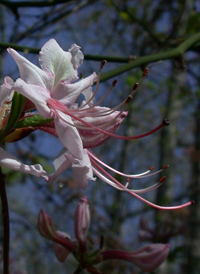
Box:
[7,40,192,209]
[0,80,48,179]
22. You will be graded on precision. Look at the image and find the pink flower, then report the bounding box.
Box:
[0,80,48,179]
[7,39,97,188]
[7,40,192,209]
[100,243,170,272]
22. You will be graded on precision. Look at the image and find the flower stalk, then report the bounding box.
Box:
[0,168,10,274]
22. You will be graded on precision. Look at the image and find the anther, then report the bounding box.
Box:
[149,166,154,171]
[159,176,166,183]
[112,79,117,87]
[126,177,130,183]
[143,68,149,77]
[191,200,195,205]
[101,60,107,69]
[125,95,133,104]
[162,165,169,169]
[133,83,139,91]
[163,119,170,126]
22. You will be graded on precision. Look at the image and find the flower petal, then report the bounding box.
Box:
[48,148,73,184]
[39,39,79,89]
[0,77,13,110]
[49,147,95,189]
[7,48,52,90]
[75,107,128,148]
[0,147,48,179]
[54,111,84,160]
[12,78,53,119]
[52,72,97,107]
[68,44,84,70]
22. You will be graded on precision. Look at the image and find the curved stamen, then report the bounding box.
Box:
[49,99,169,140]
[79,60,106,109]
[90,157,193,210]
[93,166,165,193]
[88,150,153,178]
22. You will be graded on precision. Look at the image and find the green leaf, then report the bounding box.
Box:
[16,114,53,128]
[0,92,27,144]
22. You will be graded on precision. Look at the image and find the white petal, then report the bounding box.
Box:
[12,78,53,119]
[39,39,79,89]
[7,48,52,90]
[54,111,84,160]
[0,77,14,110]
[48,148,73,184]
[72,149,95,189]
[52,72,97,107]
[68,44,84,69]
[0,147,48,179]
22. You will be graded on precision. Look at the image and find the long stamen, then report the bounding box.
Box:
[49,99,169,140]
[79,60,106,109]
[93,166,166,193]
[88,150,154,178]
[90,157,193,210]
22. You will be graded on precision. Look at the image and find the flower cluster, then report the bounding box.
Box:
[38,196,170,273]
[0,38,192,273]
[0,39,192,210]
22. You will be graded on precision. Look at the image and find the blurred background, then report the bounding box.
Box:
[0,0,200,273]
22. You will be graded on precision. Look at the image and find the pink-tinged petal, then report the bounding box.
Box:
[48,148,74,184]
[52,231,71,262]
[39,39,79,89]
[72,149,95,189]
[68,44,84,70]
[7,48,53,90]
[101,244,170,272]
[52,72,97,107]
[48,148,95,189]
[75,107,128,148]
[0,147,48,179]
[0,77,13,110]
[12,78,53,119]
[74,196,90,253]
[54,111,84,160]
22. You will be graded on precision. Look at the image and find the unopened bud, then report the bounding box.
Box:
[74,196,90,253]
[38,209,57,240]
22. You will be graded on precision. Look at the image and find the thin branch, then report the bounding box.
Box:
[0,0,72,8]
[100,32,200,82]
[0,168,10,274]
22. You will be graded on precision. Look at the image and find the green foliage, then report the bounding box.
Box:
[16,114,53,128]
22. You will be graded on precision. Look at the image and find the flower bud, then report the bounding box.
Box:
[38,210,77,253]
[52,231,71,262]
[74,196,90,253]
[38,209,57,240]
[100,243,170,272]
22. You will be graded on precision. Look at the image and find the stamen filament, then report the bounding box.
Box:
[79,60,106,109]
[90,157,193,210]
[49,99,168,140]
[88,150,153,178]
